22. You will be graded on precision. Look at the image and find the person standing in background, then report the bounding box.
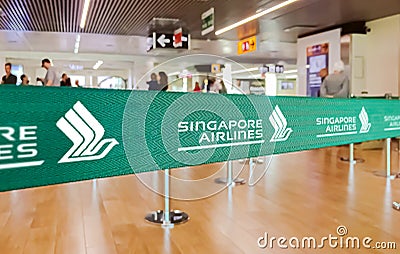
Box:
[60,73,71,86]
[319,68,328,83]
[1,63,17,85]
[20,74,29,85]
[320,61,349,98]
[317,68,328,97]
[147,73,159,91]
[158,71,168,91]
[193,82,201,92]
[38,59,60,86]
[219,80,227,94]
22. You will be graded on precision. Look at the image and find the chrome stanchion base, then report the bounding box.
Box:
[145,210,189,225]
[214,177,246,185]
[393,202,400,211]
[238,158,264,164]
[372,171,397,179]
[340,157,365,163]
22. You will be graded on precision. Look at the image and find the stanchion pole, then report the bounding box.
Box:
[373,138,395,179]
[144,169,189,226]
[227,160,232,186]
[249,158,254,183]
[350,143,355,164]
[215,161,245,185]
[386,138,391,178]
[340,143,364,163]
[162,169,173,229]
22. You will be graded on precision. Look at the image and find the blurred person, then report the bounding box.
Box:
[159,71,168,91]
[60,73,71,86]
[147,73,159,91]
[320,61,349,98]
[75,80,80,87]
[219,80,227,94]
[20,74,29,85]
[193,81,201,92]
[201,78,210,92]
[38,59,60,86]
[317,68,328,97]
[208,78,218,93]
[319,68,328,83]
[1,63,17,84]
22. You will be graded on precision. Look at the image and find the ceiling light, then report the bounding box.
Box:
[168,72,180,76]
[80,0,91,29]
[284,69,297,74]
[74,34,81,54]
[283,25,317,32]
[93,60,103,70]
[231,67,259,75]
[215,0,299,35]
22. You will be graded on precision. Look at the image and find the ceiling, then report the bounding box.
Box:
[1,0,399,40]
[0,0,399,68]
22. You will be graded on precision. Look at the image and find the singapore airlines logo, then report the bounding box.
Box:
[269,106,293,142]
[56,101,119,163]
[359,107,371,134]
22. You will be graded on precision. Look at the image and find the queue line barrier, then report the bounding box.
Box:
[2,85,400,223]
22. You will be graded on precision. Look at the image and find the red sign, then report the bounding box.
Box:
[174,28,183,48]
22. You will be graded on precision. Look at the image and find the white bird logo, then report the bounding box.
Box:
[269,105,293,142]
[57,101,118,163]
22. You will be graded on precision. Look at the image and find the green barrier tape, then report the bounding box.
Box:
[0,85,399,192]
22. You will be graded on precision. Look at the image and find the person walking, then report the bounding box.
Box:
[38,59,60,86]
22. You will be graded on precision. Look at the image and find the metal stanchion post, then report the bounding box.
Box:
[386,138,391,177]
[162,169,173,229]
[227,160,232,186]
[340,143,364,163]
[373,138,396,179]
[350,143,355,164]
[215,161,246,185]
[249,158,254,183]
[145,169,189,226]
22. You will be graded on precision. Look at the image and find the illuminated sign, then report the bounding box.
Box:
[237,36,257,55]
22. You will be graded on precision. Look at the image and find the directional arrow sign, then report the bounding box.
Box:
[157,34,170,47]
[147,32,190,52]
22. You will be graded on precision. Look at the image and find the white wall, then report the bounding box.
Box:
[297,29,341,96]
[351,15,400,96]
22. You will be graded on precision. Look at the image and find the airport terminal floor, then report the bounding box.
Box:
[0,145,399,254]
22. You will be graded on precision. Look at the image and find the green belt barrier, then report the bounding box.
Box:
[0,85,399,192]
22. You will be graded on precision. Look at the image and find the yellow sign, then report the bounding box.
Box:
[237,36,257,55]
[211,64,221,73]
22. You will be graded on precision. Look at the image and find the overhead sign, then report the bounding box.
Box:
[211,64,221,73]
[201,7,214,36]
[147,32,190,52]
[260,65,285,77]
[237,36,257,55]
[1,85,400,192]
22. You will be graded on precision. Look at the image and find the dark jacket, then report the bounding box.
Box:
[147,80,159,91]
[2,74,17,84]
